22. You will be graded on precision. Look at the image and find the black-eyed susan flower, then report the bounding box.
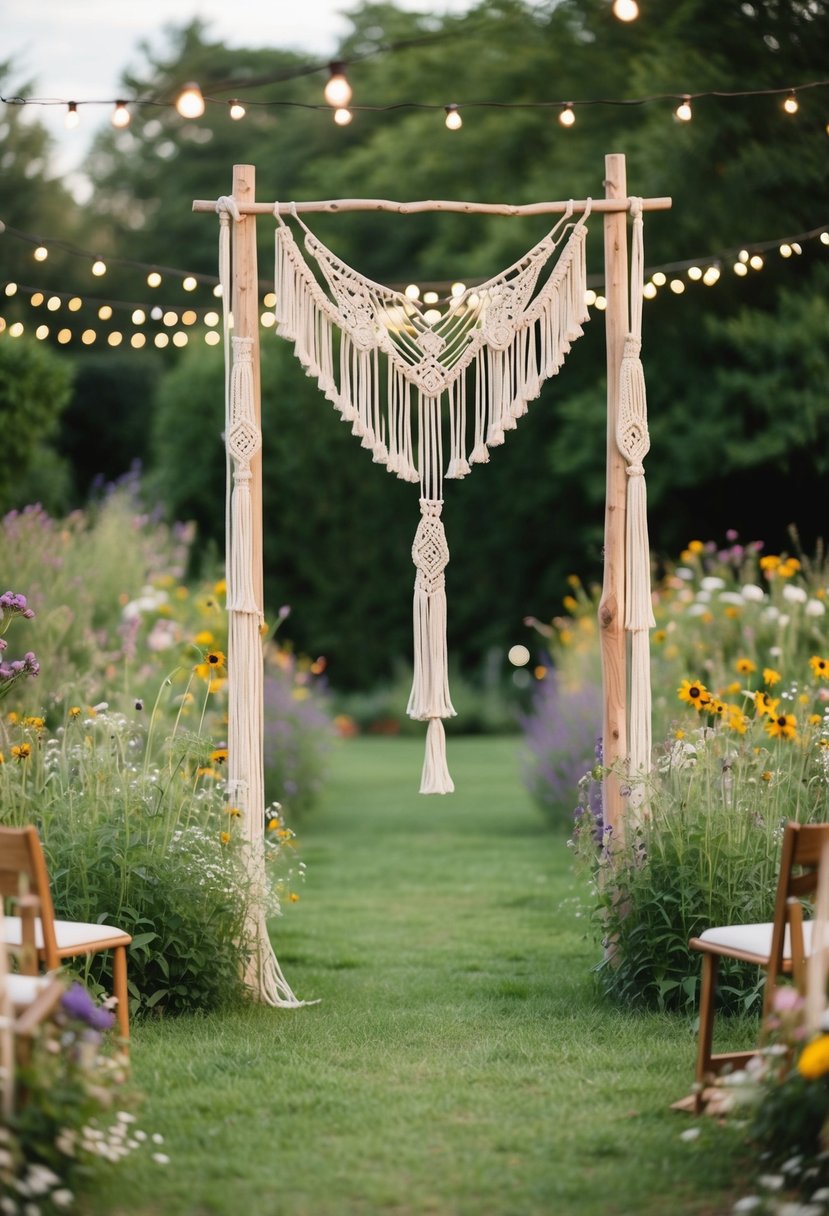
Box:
[798,1035,829,1080]
[735,658,756,676]
[219,831,231,845]
[11,743,31,760]
[726,706,749,735]
[765,713,797,741]
[210,748,228,766]
[678,679,710,711]
[810,656,829,680]
[224,805,241,818]
[763,668,781,687]
[754,690,779,717]
[68,706,81,720]
[289,892,300,903]
[206,650,226,669]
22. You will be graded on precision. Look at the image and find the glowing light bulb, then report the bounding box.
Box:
[4,283,17,297]
[508,645,530,667]
[652,271,667,287]
[147,271,162,288]
[228,100,246,121]
[642,283,657,299]
[91,259,107,277]
[675,96,693,122]
[749,254,764,269]
[31,292,43,306]
[734,262,748,277]
[58,329,72,344]
[132,309,146,324]
[405,284,421,301]
[612,0,639,19]
[333,108,352,126]
[702,266,720,286]
[65,102,79,130]
[98,305,113,320]
[594,296,607,311]
[559,104,576,128]
[451,282,466,298]
[791,242,802,254]
[670,279,685,294]
[263,292,277,307]
[324,63,352,109]
[112,101,131,129]
[687,266,702,281]
[585,289,597,306]
[423,291,439,305]
[445,104,462,131]
[738,249,749,263]
[183,276,198,292]
[176,82,205,119]
[783,91,799,115]
[33,245,48,262]
[205,331,221,346]
[821,232,829,246]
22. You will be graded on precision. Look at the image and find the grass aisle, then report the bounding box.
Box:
[81,736,749,1216]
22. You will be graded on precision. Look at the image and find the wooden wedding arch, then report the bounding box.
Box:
[193,153,671,1005]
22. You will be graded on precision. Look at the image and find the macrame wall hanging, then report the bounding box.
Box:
[197,159,670,1004]
[271,203,592,794]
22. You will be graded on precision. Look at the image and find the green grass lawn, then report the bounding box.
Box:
[79,735,753,1216]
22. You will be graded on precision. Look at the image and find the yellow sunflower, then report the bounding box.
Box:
[765,713,797,741]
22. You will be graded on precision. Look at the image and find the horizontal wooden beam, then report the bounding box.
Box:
[193,196,672,216]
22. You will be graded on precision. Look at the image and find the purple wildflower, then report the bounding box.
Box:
[61,982,116,1031]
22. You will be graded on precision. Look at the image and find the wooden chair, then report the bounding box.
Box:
[1,902,65,1119]
[685,820,829,1112]
[0,825,132,1040]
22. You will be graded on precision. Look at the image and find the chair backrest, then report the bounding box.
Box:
[0,826,59,968]
[768,821,829,994]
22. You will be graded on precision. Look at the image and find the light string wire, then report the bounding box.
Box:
[3,77,829,119]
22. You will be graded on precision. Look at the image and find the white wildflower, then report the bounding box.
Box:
[741,583,766,602]
[762,605,780,622]
[679,1127,700,1142]
[758,1173,785,1191]
[152,1153,170,1165]
[783,584,807,604]
[676,566,695,580]
[806,599,826,617]
[701,576,725,591]
[51,1193,73,1210]
[151,1133,164,1144]
[687,603,710,616]
[719,591,745,606]
[732,1198,762,1213]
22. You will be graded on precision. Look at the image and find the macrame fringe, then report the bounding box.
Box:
[419,718,455,795]
[240,840,318,1008]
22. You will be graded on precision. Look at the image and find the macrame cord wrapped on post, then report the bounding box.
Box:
[272,201,592,792]
[614,198,655,806]
[216,196,310,1007]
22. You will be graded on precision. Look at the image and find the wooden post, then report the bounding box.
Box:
[231,165,264,610]
[599,153,629,844]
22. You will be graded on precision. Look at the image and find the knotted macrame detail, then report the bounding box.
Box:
[272,203,592,791]
[615,199,655,801]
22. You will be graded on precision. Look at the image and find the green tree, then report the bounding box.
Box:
[0,337,73,512]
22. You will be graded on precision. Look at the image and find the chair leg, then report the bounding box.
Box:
[694,953,718,1112]
[112,946,130,1042]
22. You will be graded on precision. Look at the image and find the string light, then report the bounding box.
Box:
[612,0,639,19]
[182,276,198,292]
[559,104,576,127]
[64,102,79,130]
[333,108,353,126]
[445,104,463,130]
[675,95,693,122]
[228,100,246,121]
[175,82,205,119]
[323,62,352,109]
[783,91,799,114]
[147,272,162,288]
[111,101,131,129]
[91,259,107,277]
[33,245,48,262]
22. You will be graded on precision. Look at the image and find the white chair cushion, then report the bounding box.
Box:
[698,920,814,960]
[3,916,130,952]
[3,973,53,1014]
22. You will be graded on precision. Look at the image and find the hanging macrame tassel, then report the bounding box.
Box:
[615,200,655,804]
[407,499,456,794]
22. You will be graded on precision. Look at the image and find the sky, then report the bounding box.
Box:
[4,0,474,191]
